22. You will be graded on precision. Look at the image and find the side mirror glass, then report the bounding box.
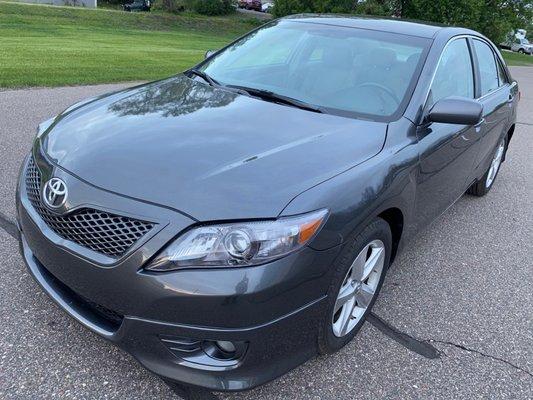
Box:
[205,49,217,59]
[427,97,483,125]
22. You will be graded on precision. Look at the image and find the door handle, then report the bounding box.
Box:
[508,82,518,104]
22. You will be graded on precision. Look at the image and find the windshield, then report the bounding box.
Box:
[199,20,430,120]
[521,39,530,44]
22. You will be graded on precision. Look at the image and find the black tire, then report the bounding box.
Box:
[518,49,525,54]
[318,218,392,354]
[467,134,508,197]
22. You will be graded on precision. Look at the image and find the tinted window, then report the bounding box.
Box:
[428,39,474,107]
[201,21,430,120]
[496,59,508,86]
[473,40,499,96]
[226,28,304,69]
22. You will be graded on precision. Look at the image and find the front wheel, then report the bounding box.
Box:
[467,135,507,197]
[518,49,525,54]
[318,218,391,354]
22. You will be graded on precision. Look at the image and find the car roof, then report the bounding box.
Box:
[282,14,457,39]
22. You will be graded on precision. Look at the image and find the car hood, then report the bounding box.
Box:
[42,76,387,221]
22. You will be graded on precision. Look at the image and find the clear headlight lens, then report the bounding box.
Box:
[146,209,328,271]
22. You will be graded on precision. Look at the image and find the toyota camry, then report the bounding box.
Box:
[16,15,518,393]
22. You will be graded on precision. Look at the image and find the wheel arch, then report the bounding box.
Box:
[503,123,515,162]
[377,207,404,264]
[507,123,515,142]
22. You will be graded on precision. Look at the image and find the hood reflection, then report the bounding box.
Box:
[108,76,237,118]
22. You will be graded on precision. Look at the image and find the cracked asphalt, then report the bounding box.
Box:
[0,67,532,399]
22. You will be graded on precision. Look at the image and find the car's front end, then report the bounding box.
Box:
[16,143,342,391]
[15,70,389,390]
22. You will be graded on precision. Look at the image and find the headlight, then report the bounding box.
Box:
[146,209,328,271]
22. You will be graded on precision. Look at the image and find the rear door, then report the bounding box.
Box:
[470,38,515,179]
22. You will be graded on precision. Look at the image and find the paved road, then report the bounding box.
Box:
[0,68,532,399]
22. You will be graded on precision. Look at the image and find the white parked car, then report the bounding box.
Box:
[262,2,273,12]
[511,38,532,54]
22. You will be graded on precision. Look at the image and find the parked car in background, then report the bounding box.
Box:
[262,2,273,13]
[511,38,532,54]
[238,0,261,12]
[123,0,151,12]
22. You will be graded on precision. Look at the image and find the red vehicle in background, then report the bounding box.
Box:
[238,0,262,12]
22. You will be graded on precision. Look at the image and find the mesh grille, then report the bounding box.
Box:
[25,156,154,258]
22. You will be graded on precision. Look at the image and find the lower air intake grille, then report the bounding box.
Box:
[25,156,154,258]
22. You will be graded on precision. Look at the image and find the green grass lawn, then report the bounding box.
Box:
[501,50,533,67]
[0,2,261,88]
[0,2,530,88]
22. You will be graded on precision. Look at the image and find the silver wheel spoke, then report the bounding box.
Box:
[334,284,355,314]
[350,245,368,281]
[486,140,505,188]
[355,283,374,308]
[339,299,355,336]
[363,246,384,281]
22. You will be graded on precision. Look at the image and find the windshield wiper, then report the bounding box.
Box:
[227,85,324,114]
[188,69,220,87]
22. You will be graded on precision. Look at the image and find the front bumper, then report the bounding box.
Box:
[16,155,341,391]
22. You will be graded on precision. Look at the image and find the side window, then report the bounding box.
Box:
[473,40,499,96]
[496,59,508,87]
[429,39,474,107]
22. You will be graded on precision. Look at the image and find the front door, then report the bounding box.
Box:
[415,38,482,227]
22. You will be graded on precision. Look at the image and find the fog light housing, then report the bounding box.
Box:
[215,340,237,354]
[160,335,247,369]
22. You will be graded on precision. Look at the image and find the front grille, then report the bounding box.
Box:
[25,156,154,258]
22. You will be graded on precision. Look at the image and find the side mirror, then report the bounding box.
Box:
[205,49,217,59]
[427,97,483,125]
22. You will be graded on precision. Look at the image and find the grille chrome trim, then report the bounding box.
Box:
[25,156,155,258]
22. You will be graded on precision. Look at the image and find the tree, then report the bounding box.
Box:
[273,0,399,16]
[476,0,533,43]
[401,0,484,29]
[273,0,532,44]
[396,0,532,43]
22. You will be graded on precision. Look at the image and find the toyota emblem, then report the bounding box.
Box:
[42,178,68,209]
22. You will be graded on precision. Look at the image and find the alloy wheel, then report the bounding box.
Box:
[485,139,505,189]
[332,239,385,337]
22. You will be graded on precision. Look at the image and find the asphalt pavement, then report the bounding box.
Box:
[0,68,532,399]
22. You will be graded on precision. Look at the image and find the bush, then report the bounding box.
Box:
[189,0,235,15]
[152,0,186,13]
[150,0,235,15]
[272,0,390,18]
